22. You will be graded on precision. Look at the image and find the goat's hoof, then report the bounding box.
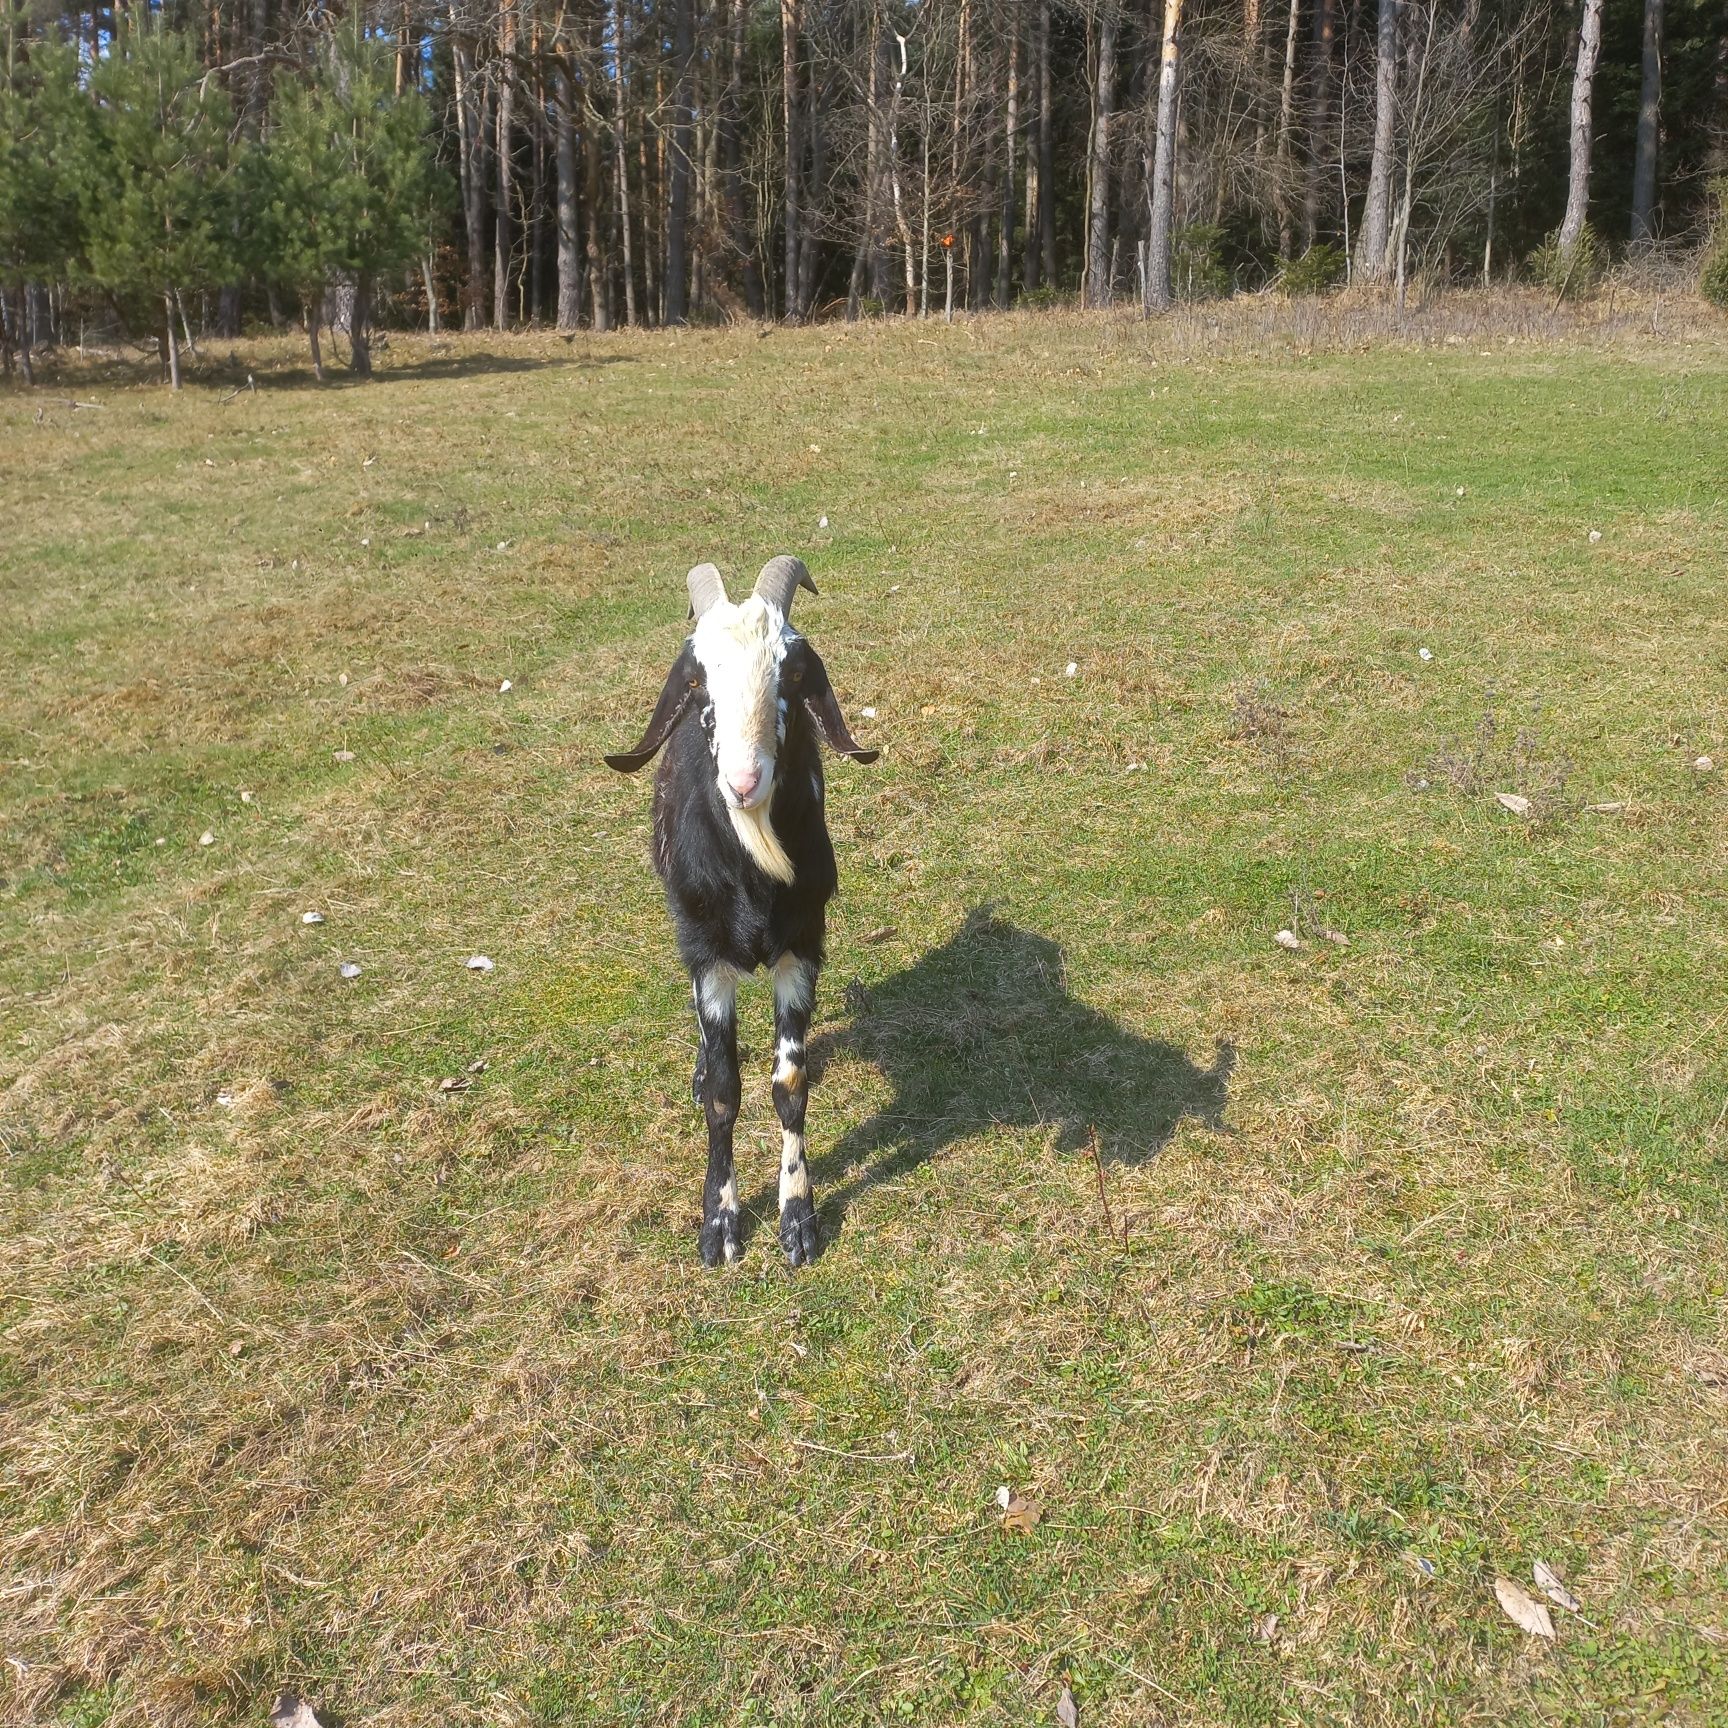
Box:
[779,1197,819,1268]
[700,1207,740,1267]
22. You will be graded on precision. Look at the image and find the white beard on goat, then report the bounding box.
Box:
[690,596,797,885]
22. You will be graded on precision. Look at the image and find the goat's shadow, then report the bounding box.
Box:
[744,907,1234,1245]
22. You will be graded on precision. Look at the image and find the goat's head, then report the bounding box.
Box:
[605,557,879,882]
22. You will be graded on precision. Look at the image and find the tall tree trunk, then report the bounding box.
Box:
[887,25,917,315]
[665,0,694,323]
[556,53,583,329]
[1630,0,1664,242]
[305,296,325,380]
[1037,0,1055,287]
[848,4,884,321]
[1144,0,1183,311]
[798,60,827,317]
[164,290,182,390]
[612,0,638,325]
[1557,0,1605,254]
[494,0,517,329]
[1354,0,1397,283]
[723,0,765,315]
[1274,0,1301,258]
[781,0,802,320]
[349,272,373,377]
[583,18,611,330]
[1086,1,1118,307]
[452,18,489,331]
[998,0,1020,306]
[1301,0,1334,250]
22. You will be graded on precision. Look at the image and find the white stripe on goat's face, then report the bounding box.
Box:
[691,596,797,884]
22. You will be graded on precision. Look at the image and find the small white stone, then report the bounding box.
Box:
[1588,529,1602,544]
[1695,755,1715,773]
[301,911,325,925]
[199,831,215,847]
[995,1485,1012,1510]
[333,749,355,763]
[339,962,362,980]
[240,789,254,805]
[154,837,166,846]
[1274,929,1304,951]
[465,955,495,972]
[818,515,829,529]
[496,540,510,552]
[216,1090,235,1108]
[360,537,370,547]
[860,706,877,719]
[1418,647,1434,662]
[499,679,512,693]
[1064,662,1078,678]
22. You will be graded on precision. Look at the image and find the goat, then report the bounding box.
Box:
[605,556,878,1267]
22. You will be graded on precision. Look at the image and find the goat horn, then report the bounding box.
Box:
[686,562,729,621]
[753,555,819,618]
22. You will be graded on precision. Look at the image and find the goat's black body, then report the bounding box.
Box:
[651,700,836,977]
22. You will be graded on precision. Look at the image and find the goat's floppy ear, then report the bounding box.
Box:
[605,651,701,773]
[799,647,880,764]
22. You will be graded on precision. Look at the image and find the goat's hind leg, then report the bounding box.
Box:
[771,952,820,1267]
[695,963,743,1266]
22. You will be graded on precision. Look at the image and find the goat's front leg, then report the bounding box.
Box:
[771,952,820,1267]
[696,963,742,1266]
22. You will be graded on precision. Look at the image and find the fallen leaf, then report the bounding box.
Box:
[437,1076,470,1094]
[301,911,325,925]
[1494,1576,1556,1639]
[1585,801,1625,814]
[199,831,215,846]
[333,749,356,763]
[1694,755,1714,773]
[1588,528,1602,543]
[1273,928,1304,951]
[1533,1559,1580,1613]
[860,706,877,719]
[216,1090,235,1108]
[1056,1683,1079,1728]
[1064,661,1078,678]
[1321,928,1349,947]
[1494,792,1532,817]
[467,1058,489,1074]
[1255,1612,1280,1642]
[240,789,254,804]
[338,962,362,980]
[465,955,495,972]
[1418,646,1434,661]
[1000,1491,1042,1535]
[861,926,897,945]
[818,514,829,529]
[499,679,512,693]
[269,1695,324,1728]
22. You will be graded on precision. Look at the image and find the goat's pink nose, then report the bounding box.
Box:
[728,766,761,800]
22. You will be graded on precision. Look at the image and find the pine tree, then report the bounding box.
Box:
[0,33,88,382]
[258,19,439,377]
[83,24,237,388]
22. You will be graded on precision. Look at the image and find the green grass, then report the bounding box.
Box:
[3,305,1727,1727]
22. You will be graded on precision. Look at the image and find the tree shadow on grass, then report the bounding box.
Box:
[772,906,1235,1245]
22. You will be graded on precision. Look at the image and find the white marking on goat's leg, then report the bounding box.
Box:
[698,962,742,1023]
[779,1130,811,1205]
[771,952,819,1266]
[771,952,815,1016]
[773,1035,805,1092]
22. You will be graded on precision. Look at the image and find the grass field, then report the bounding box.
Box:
[4,300,1728,1727]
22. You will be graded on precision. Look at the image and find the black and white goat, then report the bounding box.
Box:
[605,556,878,1268]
